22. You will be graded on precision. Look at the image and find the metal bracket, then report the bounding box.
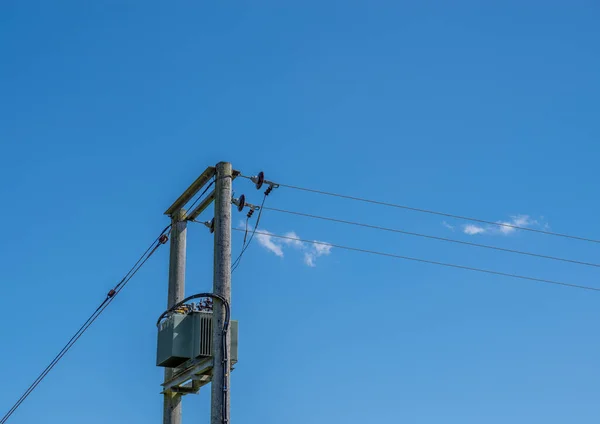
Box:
[162,357,213,395]
[161,356,238,396]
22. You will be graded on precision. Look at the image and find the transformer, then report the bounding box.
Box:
[157,310,238,368]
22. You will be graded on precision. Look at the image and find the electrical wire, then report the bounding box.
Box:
[0,225,172,424]
[185,177,216,215]
[241,177,600,244]
[263,207,600,269]
[232,228,600,293]
[231,193,267,273]
[156,292,229,328]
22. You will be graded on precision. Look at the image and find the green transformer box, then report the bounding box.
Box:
[157,311,238,368]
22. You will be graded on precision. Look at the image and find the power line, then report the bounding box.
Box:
[248,178,600,244]
[185,177,216,214]
[0,225,171,424]
[232,228,600,293]
[263,206,600,269]
[231,193,267,273]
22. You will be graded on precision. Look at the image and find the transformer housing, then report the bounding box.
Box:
[157,311,238,368]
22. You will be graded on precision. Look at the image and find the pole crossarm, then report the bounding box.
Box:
[164,167,216,216]
[165,167,241,219]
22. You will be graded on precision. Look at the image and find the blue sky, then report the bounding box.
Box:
[1,1,600,423]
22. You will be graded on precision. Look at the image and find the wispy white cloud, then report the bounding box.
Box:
[282,231,304,248]
[303,253,317,267]
[442,221,455,231]
[251,227,332,267]
[255,229,284,257]
[314,242,333,256]
[464,224,486,235]
[497,215,537,235]
[454,214,546,236]
[304,242,333,267]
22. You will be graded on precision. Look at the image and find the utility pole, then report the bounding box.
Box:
[163,208,187,424]
[161,163,235,424]
[211,162,232,424]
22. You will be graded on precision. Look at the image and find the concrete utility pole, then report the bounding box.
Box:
[161,163,236,424]
[163,208,187,424]
[211,162,232,424]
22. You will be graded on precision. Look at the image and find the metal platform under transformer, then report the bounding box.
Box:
[161,356,237,396]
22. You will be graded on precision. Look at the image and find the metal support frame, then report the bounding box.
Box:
[162,357,214,395]
[161,356,238,396]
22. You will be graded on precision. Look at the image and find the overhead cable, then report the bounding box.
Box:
[0,225,171,424]
[242,177,600,244]
[231,228,600,293]
[231,193,267,273]
[185,177,216,215]
[263,207,600,269]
